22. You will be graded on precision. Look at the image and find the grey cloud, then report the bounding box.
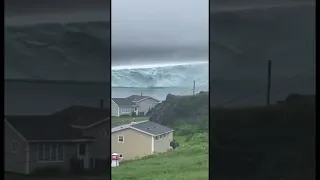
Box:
[112,0,209,65]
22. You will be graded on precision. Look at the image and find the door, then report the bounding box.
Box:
[77,143,90,169]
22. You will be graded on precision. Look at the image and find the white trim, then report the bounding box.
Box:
[151,136,154,153]
[118,135,124,143]
[28,139,96,143]
[4,118,28,142]
[111,120,149,133]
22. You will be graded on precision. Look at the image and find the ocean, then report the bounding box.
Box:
[112,86,209,101]
[5,20,111,115]
[111,62,209,100]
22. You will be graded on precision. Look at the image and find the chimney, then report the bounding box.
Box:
[100,99,104,108]
[141,93,143,96]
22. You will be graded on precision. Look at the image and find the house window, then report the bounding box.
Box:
[38,144,64,161]
[160,134,167,139]
[118,136,124,143]
[134,107,137,111]
[12,140,19,153]
[155,136,159,140]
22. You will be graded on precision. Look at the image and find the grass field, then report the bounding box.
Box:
[111,116,149,127]
[112,133,209,180]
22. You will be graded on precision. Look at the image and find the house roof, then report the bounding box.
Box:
[111,121,173,136]
[5,106,110,141]
[126,95,159,102]
[5,116,86,141]
[51,106,110,127]
[112,98,136,106]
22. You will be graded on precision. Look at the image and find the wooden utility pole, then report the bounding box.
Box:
[266,60,272,105]
[193,80,196,95]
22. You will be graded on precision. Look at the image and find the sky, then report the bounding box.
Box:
[112,0,209,67]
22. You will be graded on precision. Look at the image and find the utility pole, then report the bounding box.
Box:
[266,60,272,105]
[193,80,195,95]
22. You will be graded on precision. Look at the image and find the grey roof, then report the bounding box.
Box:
[131,121,173,136]
[5,106,110,141]
[126,95,159,102]
[126,95,149,102]
[112,98,136,106]
[5,115,86,141]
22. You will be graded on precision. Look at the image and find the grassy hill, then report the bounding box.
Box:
[112,93,209,180]
[112,133,208,180]
[211,95,315,180]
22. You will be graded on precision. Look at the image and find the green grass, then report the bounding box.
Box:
[111,116,149,127]
[112,133,208,180]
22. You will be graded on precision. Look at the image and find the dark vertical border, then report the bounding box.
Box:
[108,0,112,179]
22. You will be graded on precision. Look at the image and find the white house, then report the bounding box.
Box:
[111,94,160,117]
[111,98,138,117]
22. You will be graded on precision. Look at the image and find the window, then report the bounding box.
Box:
[118,136,124,143]
[134,107,137,111]
[38,144,64,161]
[163,133,167,138]
[12,140,19,153]
[155,136,159,140]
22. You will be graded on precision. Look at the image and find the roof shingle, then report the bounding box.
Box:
[131,121,173,136]
[112,98,136,106]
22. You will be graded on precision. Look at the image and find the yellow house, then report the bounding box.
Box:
[111,121,174,161]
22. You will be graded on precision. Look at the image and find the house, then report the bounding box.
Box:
[4,106,110,174]
[126,94,160,115]
[111,94,160,117]
[111,98,138,117]
[111,121,174,161]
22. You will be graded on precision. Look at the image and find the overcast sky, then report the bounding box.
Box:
[112,0,209,67]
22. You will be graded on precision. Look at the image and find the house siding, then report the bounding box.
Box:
[111,129,152,161]
[4,121,28,174]
[154,132,173,153]
[111,100,119,117]
[136,98,159,115]
[84,121,110,159]
[119,106,135,116]
[28,143,77,173]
